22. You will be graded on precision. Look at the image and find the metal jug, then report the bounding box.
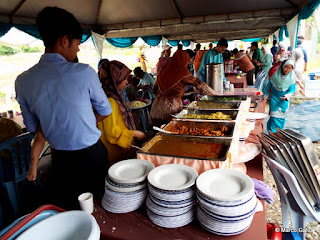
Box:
[205,63,224,95]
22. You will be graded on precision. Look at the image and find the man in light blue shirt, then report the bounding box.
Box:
[198,38,228,82]
[15,7,112,209]
[133,67,155,99]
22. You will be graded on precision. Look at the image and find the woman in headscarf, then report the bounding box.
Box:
[156,45,171,74]
[98,60,146,165]
[263,59,296,133]
[269,43,290,78]
[193,49,207,78]
[256,45,273,76]
[150,50,216,124]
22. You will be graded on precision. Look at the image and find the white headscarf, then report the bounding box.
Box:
[261,44,272,62]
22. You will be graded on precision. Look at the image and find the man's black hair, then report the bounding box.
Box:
[251,42,258,48]
[298,35,305,40]
[217,38,228,48]
[177,44,183,50]
[273,40,277,45]
[36,7,83,48]
[185,49,195,59]
[232,48,239,55]
[133,67,144,77]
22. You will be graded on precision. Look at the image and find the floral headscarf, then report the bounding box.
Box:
[99,60,136,130]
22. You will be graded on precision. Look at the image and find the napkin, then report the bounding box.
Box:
[252,178,275,203]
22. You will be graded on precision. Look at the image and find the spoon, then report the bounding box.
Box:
[153,126,172,134]
[130,144,146,152]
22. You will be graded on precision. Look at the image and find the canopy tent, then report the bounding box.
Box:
[0,0,319,50]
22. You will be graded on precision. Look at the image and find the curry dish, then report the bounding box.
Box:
[169,125,229,136]
[147,140,227,159]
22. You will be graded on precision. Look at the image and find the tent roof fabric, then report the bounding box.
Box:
[0,0,309,42]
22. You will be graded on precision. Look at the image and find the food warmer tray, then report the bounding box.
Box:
[161,120,235,139]
[138,134,231,161]
[262,132,318,208]
[174,109,238,122]
[281,129,320,208]
[200,95,247,101]
[186,101,241,110]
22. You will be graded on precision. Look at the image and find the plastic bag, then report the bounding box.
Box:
[254,70,269,92]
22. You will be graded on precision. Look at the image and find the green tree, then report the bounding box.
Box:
[0,45,17,55]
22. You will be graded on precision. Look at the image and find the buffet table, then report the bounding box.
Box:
[92,99,267,240]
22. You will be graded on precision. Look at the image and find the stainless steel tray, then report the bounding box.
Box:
[266,133,317,207]
[281,129,320,207]
[259,134,289,169]
[200,95,247,101]
[138,134,231,161]
[186,101,241,110]
[174,109,238,122]
[161,120,235,139]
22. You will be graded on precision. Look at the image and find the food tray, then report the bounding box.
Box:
[281,129,320,207]
[130,99,151,110]
[161,120,235,139]
[200,95,247,101]
[263,132,317,208]
[174,109,238,122]
[138,134,231,161]
[186,101,241,110]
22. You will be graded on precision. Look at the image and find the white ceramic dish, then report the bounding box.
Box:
[247,112,268,119]
[108,159,155,184]
[148,164,198,191]
[196,169,254,201]
[234,143,262,164]
[105,178,147,193]
[16,211,100,240]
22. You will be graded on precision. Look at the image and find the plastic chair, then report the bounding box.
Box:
[0,132,34,219]
[263,153,320,240]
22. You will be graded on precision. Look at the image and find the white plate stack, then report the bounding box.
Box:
[102,159,155,213]
[146,164,198,228]
[196,169,257,236]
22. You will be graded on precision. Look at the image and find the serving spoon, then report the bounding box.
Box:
[153,126,172,134]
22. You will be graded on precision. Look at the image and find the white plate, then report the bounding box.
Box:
[234,143,262,164]
[247,112,268,119]
[148,164,198,191]
[196,169,254,201]
[108,159,155,184]
[105,178,147,193]
[130,99,151,110]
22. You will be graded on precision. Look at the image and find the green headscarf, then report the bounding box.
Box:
[270,59,295,92]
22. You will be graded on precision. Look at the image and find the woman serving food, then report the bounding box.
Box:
[98,60,146,165]
[150,50,216,124]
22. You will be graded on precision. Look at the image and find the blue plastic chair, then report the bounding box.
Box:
[0,132,34,219]
[263,153,320,240]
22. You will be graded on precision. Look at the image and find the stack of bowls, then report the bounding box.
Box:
[146,164,198,228]
[196,169,257,236]
[102,159,154,213]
